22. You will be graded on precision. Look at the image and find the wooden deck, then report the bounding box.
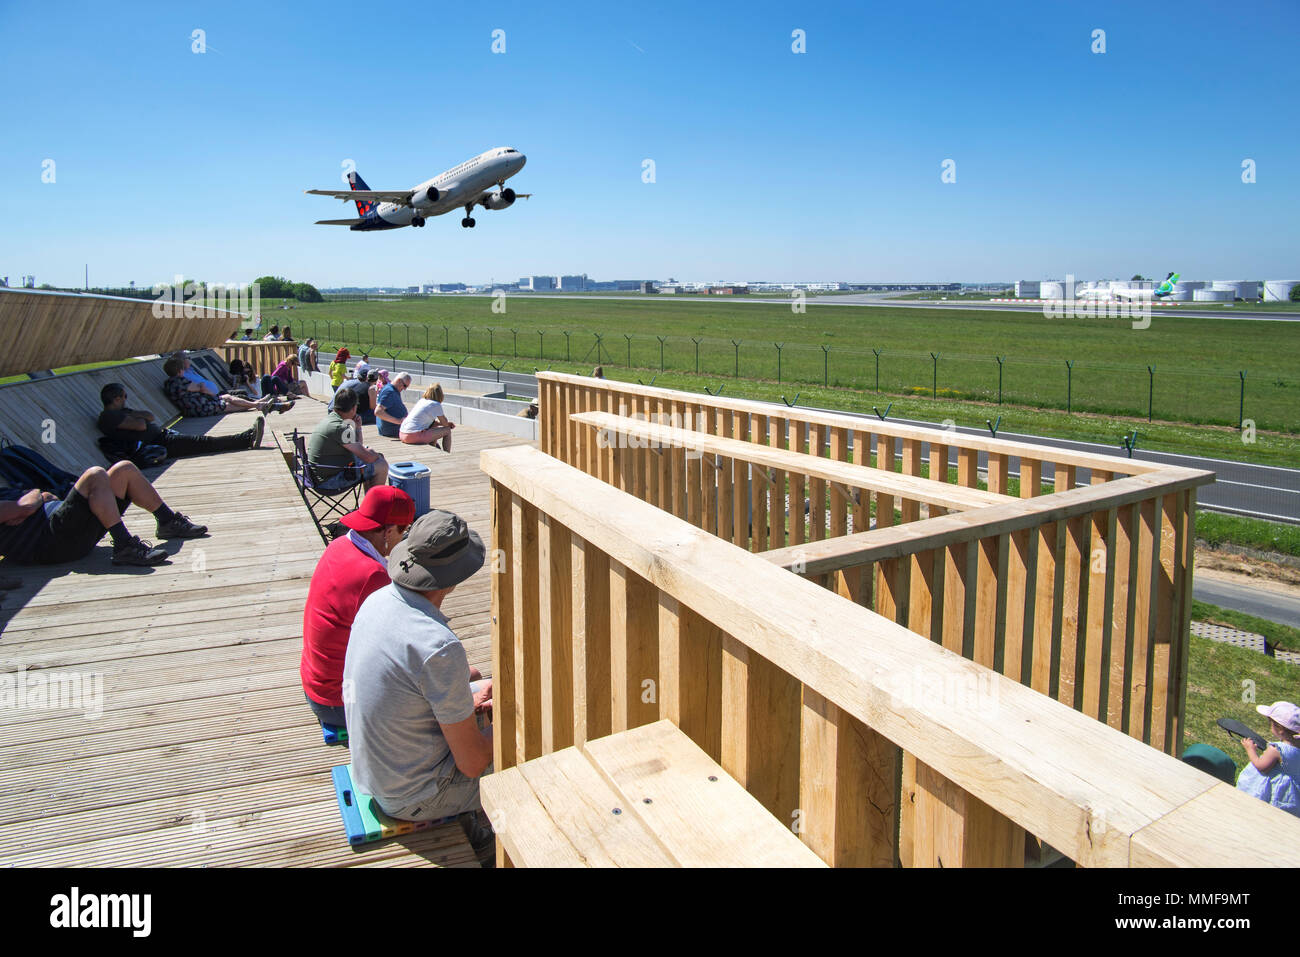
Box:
[0,399,530,867]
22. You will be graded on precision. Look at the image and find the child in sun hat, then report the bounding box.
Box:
[1236,701,1300,817]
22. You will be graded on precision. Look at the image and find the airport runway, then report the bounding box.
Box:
[478,292,1298,322]
[1193,575,1300,629]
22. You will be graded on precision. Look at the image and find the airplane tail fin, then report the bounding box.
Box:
[349,171,375,217]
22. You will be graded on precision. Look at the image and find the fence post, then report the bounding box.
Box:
[657,335,666,372]
[564,330,571,362]
[1147,365,1155,422]
[414,354,427,377]
[930,352,939,398]
[873,348,882,392]
[821,344,830,387]
[692,337,702,374]
[464,326,472,354]
[996,356,1004,405]
[487,327,495,356]
[625,334,632,367]
[442,325,450,351]
[424,326,429,351]
[490,361,506,382]
[774,342,784,383]
[731,339,741,377]
[1065,359,1074,413]
[511,328,518,358]
[538,330,546,360]
[1239,370,1246,429]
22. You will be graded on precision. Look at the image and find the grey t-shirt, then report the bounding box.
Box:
[343,583,475,812]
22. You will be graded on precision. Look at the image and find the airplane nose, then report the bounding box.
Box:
[516,154,526,170]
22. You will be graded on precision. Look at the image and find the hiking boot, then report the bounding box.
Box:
[248,416,265,449]
[157,512,208,539]
[111,537,168,566]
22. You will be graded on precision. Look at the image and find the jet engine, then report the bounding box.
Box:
[480,187,516,210]
[410,186,441,208]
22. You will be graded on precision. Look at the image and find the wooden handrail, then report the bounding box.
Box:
[572,410,1013,512]
[763,466,1215,575]
[482,444,1300,866]
[539,370,1166,476]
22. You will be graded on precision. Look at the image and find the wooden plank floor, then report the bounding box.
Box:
[0,397,531,867]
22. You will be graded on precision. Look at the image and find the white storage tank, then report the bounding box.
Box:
[1039,281,1065,299]
[1264,280,1299,301]
[1211,281,1240,294]
[1173,281,1206,293]
[1166,290,1193,301]
[1236,280,1261,299]
[1015,280,1041,298]
[1194,288,1235,302]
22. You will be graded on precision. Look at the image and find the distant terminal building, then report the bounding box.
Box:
[438,283,467,292]
[707,285,749,295]
[640,281,658,294]
[558,275,587,291]
[1015,280,1041,298]
[528,276,556,291]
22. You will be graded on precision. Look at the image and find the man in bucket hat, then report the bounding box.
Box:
[343,509,495,859]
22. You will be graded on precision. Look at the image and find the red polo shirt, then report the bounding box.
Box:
[301,535,390,706]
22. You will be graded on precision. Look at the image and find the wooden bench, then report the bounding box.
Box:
[480,720,825,867]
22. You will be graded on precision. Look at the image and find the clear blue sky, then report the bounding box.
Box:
[2,0,1296,288]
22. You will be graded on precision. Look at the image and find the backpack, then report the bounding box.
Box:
[0,440,80,497]
[97,436,167,468]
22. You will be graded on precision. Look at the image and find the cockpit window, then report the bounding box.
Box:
[503,149,517,153]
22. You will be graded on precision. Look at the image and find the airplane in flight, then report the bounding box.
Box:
[306,147,529,231]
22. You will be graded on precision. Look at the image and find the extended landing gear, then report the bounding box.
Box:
[461,204,476,228]
[412,217,425,228]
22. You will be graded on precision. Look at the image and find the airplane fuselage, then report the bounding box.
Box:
[352,148,526,231]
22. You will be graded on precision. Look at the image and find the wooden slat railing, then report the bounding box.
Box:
[216,340,298,379]
[481,444,1299,867]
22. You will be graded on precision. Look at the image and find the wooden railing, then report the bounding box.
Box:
[216,340,298,378]
[482,444,1300,867]
[535,372,1214,757]
[0,289,245,379]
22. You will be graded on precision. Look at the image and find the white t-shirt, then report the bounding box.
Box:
[401,397,445,433]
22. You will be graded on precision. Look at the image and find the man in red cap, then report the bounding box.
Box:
[300,485,416,731]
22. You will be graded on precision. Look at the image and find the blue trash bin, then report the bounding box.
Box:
[388,461,431,518]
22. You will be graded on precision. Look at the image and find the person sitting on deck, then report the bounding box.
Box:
[173,351,221,395]
[1236,702,1300,818]
[301,486,415,732]
[228,359,261,399]
[98,383,264,459]
[308,386,388,490]
[343,509,494,858]
[270,354,310,397]
[399,383,455,451]
[328,348,350,389]
[0,462,207,568]
[263,325,281,341]
[374,373,411,438]
[163,357,283,417]
[329,371,375,426]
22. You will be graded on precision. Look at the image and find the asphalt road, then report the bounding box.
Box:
[1193,576,1300,629]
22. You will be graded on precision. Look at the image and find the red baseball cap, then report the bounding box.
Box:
[340,485,415,532]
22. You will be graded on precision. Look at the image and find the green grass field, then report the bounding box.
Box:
[245,296,1300,466]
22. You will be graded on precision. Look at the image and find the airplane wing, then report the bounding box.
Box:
[305,189,414,205]
[314,218,367,226]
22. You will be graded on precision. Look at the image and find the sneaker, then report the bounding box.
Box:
[156,512,208,539]
[248,416,265,449]
[112,536,168,566]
